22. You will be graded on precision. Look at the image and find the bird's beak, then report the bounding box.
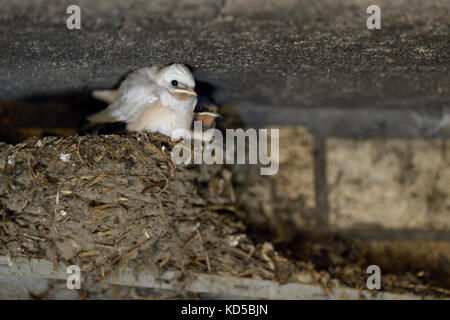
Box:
[174,88,197,96]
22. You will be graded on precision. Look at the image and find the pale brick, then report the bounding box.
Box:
[327,139,450,229]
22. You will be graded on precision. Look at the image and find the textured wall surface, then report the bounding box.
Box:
[0,0,448,114]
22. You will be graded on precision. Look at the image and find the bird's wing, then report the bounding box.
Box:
[87,67,162,124]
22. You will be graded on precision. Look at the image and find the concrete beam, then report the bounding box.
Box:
[0,256,423,300]
[0,0,448,113]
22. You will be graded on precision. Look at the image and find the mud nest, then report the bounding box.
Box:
[0,133,308,286]
[2,133,448,299]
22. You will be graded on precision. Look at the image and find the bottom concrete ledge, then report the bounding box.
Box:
[0,256,423,300]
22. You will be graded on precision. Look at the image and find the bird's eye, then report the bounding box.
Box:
[171,80,178,87]
[194,104,201,112]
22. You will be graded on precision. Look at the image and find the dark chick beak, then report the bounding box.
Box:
[194,103,221,128]
[195,113,219,128]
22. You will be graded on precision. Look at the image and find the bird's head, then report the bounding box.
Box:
[157,63,197,99]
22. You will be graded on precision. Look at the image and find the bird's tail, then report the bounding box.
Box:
[87,90,121,124]
[86,108,119,124]
[92,90,119,104]
[80,107,124,135]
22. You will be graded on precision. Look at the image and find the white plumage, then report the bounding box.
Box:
[88,63,198,138]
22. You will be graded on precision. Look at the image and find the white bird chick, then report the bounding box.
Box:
[87,63,198,139]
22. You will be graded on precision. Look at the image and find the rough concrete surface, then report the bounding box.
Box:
[327,138,450,229]
[0,256,427,300]
[0,0,448,114]
[235,126,316,239]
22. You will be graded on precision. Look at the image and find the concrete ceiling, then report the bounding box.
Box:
[0,0,448,113]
